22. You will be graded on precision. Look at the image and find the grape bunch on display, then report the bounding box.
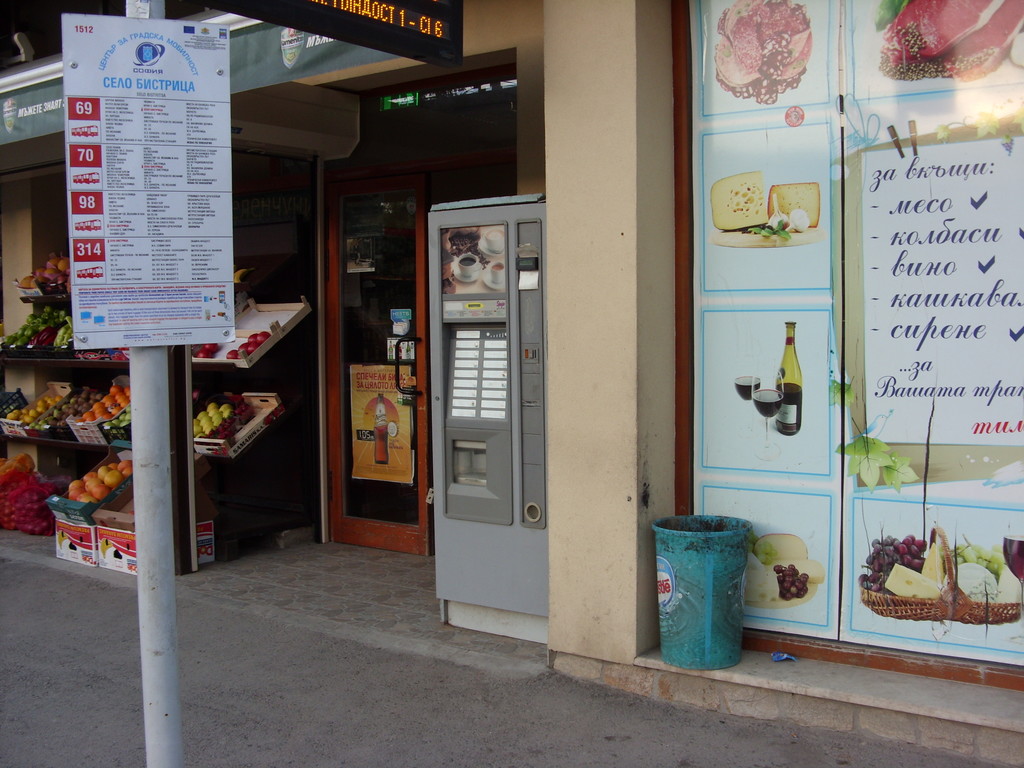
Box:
[859,534,927,593]
[773,563,810,600]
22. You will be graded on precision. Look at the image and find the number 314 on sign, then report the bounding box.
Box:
[73,239,105,262]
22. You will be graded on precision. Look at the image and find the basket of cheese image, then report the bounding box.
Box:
[709,170,824,247]
[860,527,1021,625]
[745,532,825,609]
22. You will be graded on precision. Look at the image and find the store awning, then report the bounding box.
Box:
[0,18,394,147]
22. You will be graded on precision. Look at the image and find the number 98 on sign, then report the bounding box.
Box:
[71,192,103,215]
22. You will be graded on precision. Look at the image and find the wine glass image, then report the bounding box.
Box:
[752,388,783,461]
[733,376,760,438]
[1003,535,1024,644]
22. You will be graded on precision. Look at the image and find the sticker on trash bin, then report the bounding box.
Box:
[656,555,679,613]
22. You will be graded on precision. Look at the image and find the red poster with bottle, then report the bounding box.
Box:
[349,364,414,484]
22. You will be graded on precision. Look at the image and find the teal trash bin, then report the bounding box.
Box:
[653,515,752,670]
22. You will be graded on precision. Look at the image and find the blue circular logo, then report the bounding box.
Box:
[134,43,165,67]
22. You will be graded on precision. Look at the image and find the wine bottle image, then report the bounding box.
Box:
[373,393,389,464]
[775,321,803,436]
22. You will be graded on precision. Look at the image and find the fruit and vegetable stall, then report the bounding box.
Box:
[1,253,316,569]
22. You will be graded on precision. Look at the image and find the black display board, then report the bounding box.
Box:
[210,0,462,67]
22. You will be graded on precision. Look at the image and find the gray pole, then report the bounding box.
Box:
[125,1,186,766]
[131,349,185,768]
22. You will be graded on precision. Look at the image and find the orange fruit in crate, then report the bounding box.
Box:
[102,395,117,407]
[86,480,110,500]
[102,469,124,488]
[80,412,97,422]
[67,480,86,501]
[117,459,133,476]
[110,385,124,396]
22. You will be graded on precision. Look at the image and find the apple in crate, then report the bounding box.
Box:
[193,343,220,359]
[242,331,272,356]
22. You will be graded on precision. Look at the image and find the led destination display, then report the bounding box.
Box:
[209,0,462,66]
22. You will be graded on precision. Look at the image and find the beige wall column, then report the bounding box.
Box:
[511,1,544,194]
[544,0,676,663]
[2,170,68,471]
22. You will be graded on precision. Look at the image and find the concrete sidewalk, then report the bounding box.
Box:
[0,530,1011,767]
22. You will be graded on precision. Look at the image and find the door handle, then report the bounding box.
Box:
[394,335,422,396]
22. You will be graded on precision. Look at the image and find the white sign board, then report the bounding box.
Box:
[861,139,1024,447]
[62,14,234,348]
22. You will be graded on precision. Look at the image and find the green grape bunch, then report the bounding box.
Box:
[956,539,1005,581]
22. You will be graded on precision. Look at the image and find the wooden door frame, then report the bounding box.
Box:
[324,174,433,555]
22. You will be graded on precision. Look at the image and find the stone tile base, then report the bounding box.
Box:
[551,650,1024,767]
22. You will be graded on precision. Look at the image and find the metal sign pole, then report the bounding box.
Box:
[130,347,185,768]
[63,6,230,763]
[122,6,184,768]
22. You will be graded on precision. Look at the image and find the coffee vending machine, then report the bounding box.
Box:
[428,196,548,643]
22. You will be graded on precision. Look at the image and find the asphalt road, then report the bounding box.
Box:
[0,553,1003,768]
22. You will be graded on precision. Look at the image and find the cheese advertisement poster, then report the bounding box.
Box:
[700,124,833,293]
[690,0,1024,666]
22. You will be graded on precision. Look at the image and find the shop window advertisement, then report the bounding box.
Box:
[691,0,843,641]
[841,0,1024,663]
[349,364,415,484]
[690,0,1024,665]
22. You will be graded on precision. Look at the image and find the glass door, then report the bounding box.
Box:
[325,176,431,554]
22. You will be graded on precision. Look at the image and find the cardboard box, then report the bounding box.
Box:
[92,454,217,572]
[196,521,215,564]
[14,281,43,298]
[46,442,133,525]
[67,375,130,445]
[29,385,97,441]
[94,525,137,572]
[0,388,28,425]
[0,382,71,438]
[193,394,283,458]
[55,519,97,566]
[94,520,215,573]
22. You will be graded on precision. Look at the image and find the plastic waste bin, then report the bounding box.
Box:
[653,515,752,670]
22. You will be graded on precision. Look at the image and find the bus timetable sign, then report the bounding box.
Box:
[211,0,462,67]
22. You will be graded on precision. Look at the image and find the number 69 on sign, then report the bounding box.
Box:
[67,97,101,120]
